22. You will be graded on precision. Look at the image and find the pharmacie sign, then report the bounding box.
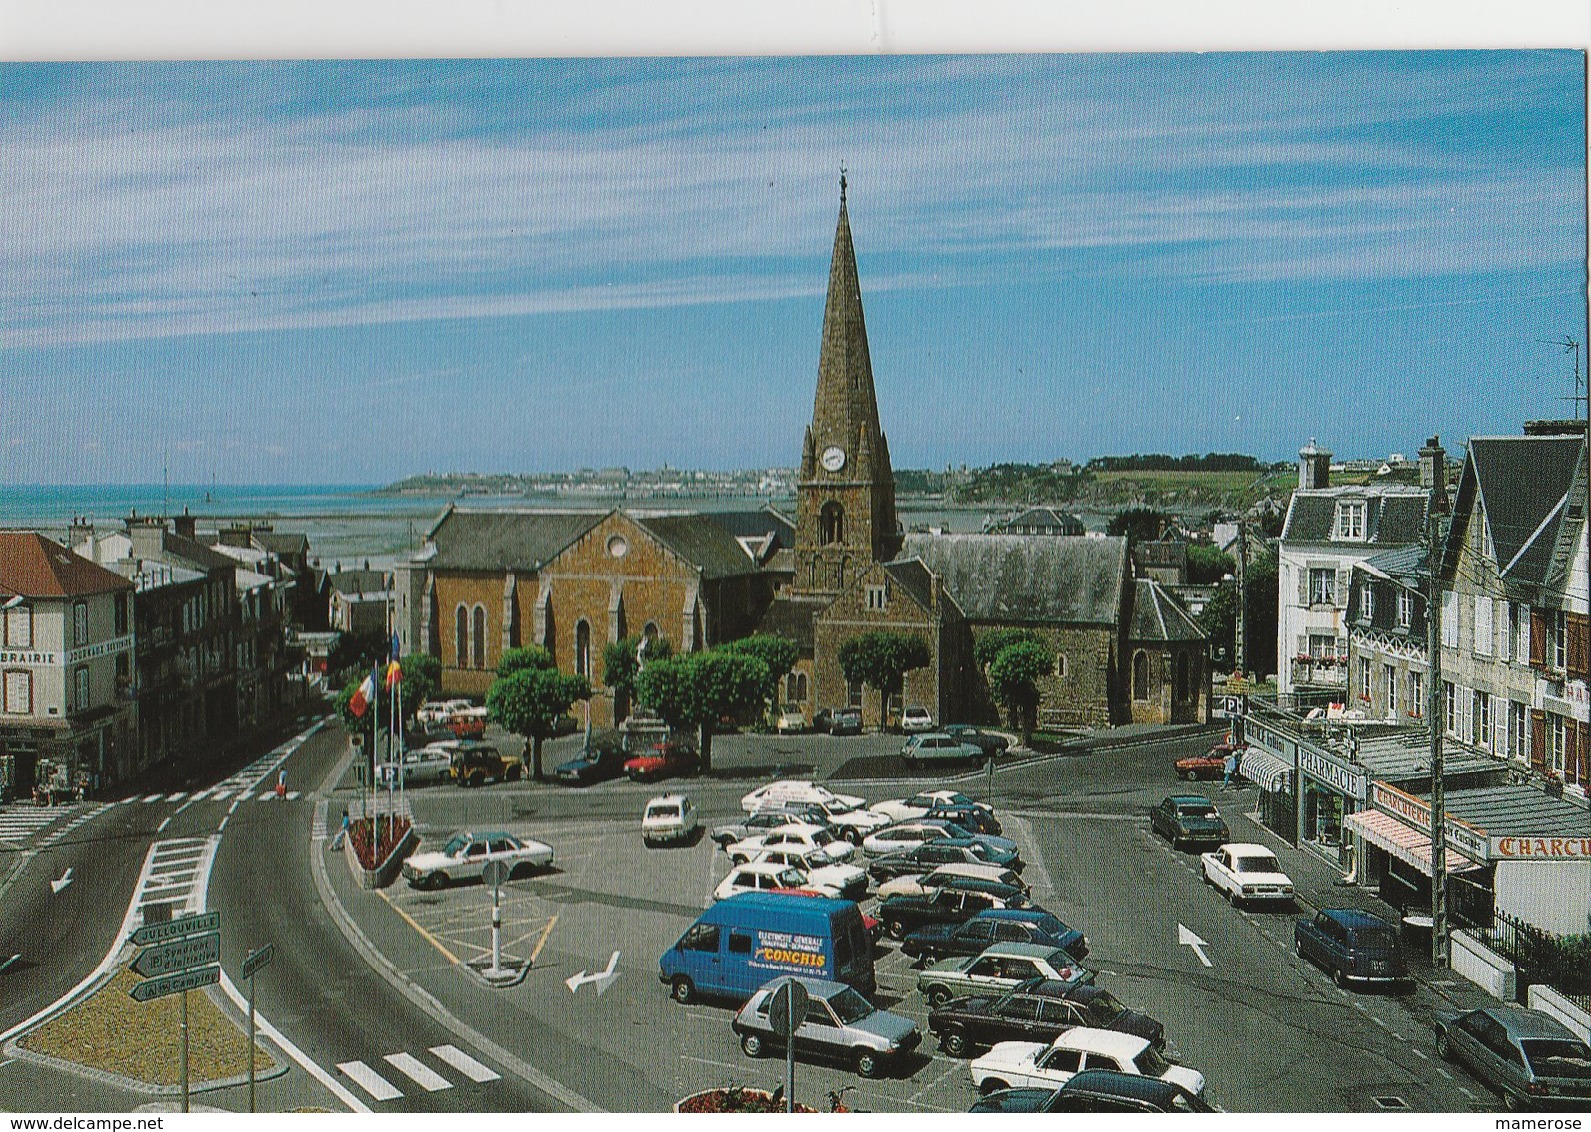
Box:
[1297,747,1366,800]
[1371,782,1489,860]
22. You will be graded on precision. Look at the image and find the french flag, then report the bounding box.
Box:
[349,669,378,718]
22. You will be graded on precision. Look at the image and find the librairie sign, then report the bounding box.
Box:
[131,910,219,947]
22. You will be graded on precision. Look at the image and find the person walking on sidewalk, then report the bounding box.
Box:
[1222,748,1239,790]
[330,806,350,850]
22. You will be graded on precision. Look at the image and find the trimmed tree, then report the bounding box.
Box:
[723,634,799,717]
[987,638,1055,744]
[497,646,555,678]
[400,654,442,716]
[635,650,768,775]
[837,631,932,728]
[486,667,591,781]
[603,635,673,724]
[973,627,1047,671]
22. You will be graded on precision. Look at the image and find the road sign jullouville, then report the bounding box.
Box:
[131,932,221,979]
[242,943,275,980]
[131,911,220,948]
[129,964,221,1003]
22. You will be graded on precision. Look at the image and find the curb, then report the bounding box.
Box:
[3,1040,290,1097]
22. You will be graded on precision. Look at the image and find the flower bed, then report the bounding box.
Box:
[676,1087,816,1113]
[349,816,411,871]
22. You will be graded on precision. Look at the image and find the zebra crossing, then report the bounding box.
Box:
[129,836,215,921]
[123,788,302,805]
[0,802,94,848]
[335,1044,501,1102]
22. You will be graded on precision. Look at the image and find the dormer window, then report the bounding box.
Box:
[1334,500,1366,540]
[866,584,887,611]
[1360,586,1374,623]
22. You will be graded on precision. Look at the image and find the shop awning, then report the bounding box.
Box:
[1344,809,1483,877]
[1240,747,1293,794]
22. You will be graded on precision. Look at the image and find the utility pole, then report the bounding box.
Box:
[1235,518,1248,680]
[1427,501,1449,968]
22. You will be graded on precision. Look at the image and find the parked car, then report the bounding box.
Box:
[775,705,808,734]
[416,698,472,725]
[1201,843,1295,907]
[449,705,489,738]
[812,708,836,733]
[713,861,813,902]
[866,822,1021,863]
[830,708,863,736]
[903,909,1087,964]
[923,802,1004,836]
[878,884,1031,939]
[931,978,1164,1058]
[970,1028,1205,1097]
[555,732,628,785]
[943,723,1011,757]
[918,943,1092,1008]
[868,840,1024,882]
[967,1087,1055,1113]
[877,862,1027,901]
[1176,741,1245,782]
[448,742,522,787]
[732,977,920,1078]
[900,732,983,767]
[1149,794,1230,849]
[871,790,994,824]
[901,706,935,732]
[1434,1005,1591,1110]
[1293,908,1410,989]
[659,892,876,1003]
[624,740,698,782]
[710,805,833,848]
[642,794,699,847]
[744,849,868,901]
[380,745,454,787]
[727,821,857,865]
[740,779,866,815]
[401,831,553,889]
[1042,1069,1216,1112]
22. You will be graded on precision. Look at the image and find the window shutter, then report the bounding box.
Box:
[1565,722,1578,783]
[1530,710,1547,772]
[1336,569,1349,605]
[1575,723,1589,787]
[1569,612,1590,680]
[1530,610,1548,668]
[1297,566,1309,606]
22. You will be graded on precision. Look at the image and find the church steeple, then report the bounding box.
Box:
[793,175,900,599]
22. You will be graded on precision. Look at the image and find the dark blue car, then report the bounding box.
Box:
[1294,908,1409,989]
[554,735,628,785]
[902,908,1087,963]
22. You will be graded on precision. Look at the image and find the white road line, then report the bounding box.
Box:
[209,790,232,801]
[166,792,187,802]
[217,816,229,834]
[1412,1048,1429,1060]
[1434,1066,1453,1080]
[1457,1086,1475,1099]
[428,1045,501,1083]
[157,817,172,832]
[384,1052,453,1091]
[257,791,275,802]
[142,795,163,803]
[337,1060,403,1102]
[229,799,242,814]
[286,791,301,800]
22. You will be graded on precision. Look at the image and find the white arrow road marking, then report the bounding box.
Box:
[1178,923,1213,968]
[383,1052,452,1092]
[49,868,73,894]
[428,1045,500,1082]
[337,1060,402,1101]
[565,949,620,993]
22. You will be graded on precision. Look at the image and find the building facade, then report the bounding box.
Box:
[1346,545,1430,725]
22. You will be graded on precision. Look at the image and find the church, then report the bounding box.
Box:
[394,180,1206,730]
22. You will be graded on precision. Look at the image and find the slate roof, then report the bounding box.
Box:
[1359,544,1429,586]
[754,594,822,651]
[698,507,796,549]
[427,509,604,572]
[1281,487,1429,545]
[0,531,134,597]
[634,513,767,580]
[897,533,1128,625]
[326,569,391,596]
[255,531,310,557]
[986,507,1084,535]
[1128,579,1207,643]
[161,531,238,573]
[1451,435,1584,591]
[878,557,959,617]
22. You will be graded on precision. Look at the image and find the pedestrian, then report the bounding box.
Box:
[1222,748,1238,790]
[274,769,287,800]
[330,806,350,850]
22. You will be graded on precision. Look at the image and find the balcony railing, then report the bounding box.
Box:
[1290,657,1348,687]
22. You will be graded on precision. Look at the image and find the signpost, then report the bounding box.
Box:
[127,910,222,1113]
[241,944,275,1113]
[481,861,508,979]
[767,978,809,1115]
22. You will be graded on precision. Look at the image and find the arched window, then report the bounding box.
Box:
[643,621,660,644]
[575,619,592,680]
[455,605,469,668]
[795,672,808,702]
[820,502,844,545]
[1133,651,1150,701]
[1175,653,1191,701]
[1055,654,1068,679]
[471,605,487,669]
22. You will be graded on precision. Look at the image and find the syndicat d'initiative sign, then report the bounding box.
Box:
[131,932,221,979]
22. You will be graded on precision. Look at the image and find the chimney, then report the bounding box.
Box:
[173,506,196,541]
[1298,439,1332,490]
[1419,435,1447,512]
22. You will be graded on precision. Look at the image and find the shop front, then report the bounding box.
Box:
[1241,713,1300,843]
[1295,745,1367,868]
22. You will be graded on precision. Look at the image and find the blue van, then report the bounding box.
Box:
[659,892,875,1004]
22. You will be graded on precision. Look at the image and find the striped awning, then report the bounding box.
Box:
[1240,747,1294,794]
[1344,809,1483,877]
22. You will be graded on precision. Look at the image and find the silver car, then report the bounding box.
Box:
[1435,1005,1591,1110]
[731,977,921,1078]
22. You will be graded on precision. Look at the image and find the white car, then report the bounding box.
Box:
[1200,842,1296,907]
[740,780,866,815]
[745,849,868,900]
[875,862,1027,901]
[401,830,554,890]
[712,860,812,902]
[870,790,995,824]
[811,799,892,843]
[416,698,473,725]
[901,706,935,732]
[378,746,454,787]
[862,820,962,857]
[726,822,856,864]
[970,1028,1207,1097]
[775,706,808,734]
[643,794,700,847]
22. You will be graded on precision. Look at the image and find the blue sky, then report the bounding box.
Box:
[0,54,1584,484]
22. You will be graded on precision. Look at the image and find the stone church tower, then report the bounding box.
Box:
[793,175,901,599]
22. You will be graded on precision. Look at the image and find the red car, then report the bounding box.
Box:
[1175,742,1245,781]
[771,887,883,943]
[623,741,699,782]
